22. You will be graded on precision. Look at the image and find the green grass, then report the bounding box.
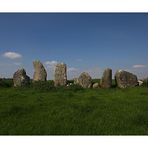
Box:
[0,80,148,135]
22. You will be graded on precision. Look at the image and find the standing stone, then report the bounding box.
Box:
[77,72,92,88]
[115,70,138,88]
[13,68,30,87]
[100,68,112,88]
[33,60,47,81]
[54,63,67,86]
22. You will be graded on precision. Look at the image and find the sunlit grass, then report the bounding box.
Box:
[0,84,148,135]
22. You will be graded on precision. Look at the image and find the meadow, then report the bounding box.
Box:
[0,79,148,135]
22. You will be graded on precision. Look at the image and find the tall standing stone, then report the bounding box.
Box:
[100,68,112,88]
[54,63,67,86]
[77,72,92,88]
[33,60,47,81]
[115,70,138,88]
[13,68,30,87]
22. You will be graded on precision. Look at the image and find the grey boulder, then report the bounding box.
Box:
[77,72,92,88]
[115,70,138,88]
[13,68,30,87]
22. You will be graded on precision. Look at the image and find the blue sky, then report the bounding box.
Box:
[0,13,148,79]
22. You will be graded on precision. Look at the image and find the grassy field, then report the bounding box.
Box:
[0,80,148,135]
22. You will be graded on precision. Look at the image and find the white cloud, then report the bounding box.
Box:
[133,64,146,68]
[45,60,58,68]
[67,67,78,72]
[45,60,58,66]
[3,51,22,59]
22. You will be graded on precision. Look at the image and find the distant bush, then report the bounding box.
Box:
[112,79,117,88]
[31,81,55,91]
[92,79,100,83]
[67,80,74,84]
[0,79,13,88]
[53,84,83,92]
[143,78,148,87]
[65,84,83,91]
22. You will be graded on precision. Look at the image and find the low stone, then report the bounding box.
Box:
[66,83,73,87]
[138,80,143,86]
[115,70,138,88]
[13,68,30,87]
[93,83,99,88]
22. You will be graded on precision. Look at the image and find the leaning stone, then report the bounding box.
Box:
[13,68,30,87]
[33,60,47,81]
[115,70,138,88]
[54,63,67,86]
[77,72,92,88]
[100,68,112,88]
[93,83,99,88]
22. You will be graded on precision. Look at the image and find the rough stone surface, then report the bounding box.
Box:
[100,68,112,88]
[13,68,30,87]
[115,70,138,88]
[93,83,99,88]
[77,72,92,88]
[54,63,67,86]
[33,60,47,81]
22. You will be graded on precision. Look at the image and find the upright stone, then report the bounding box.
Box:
[115,70,138,88]
[100,68,112,88]
[33,60,47,81]
[54,63,67,86]
[77,72,92,88]
[13,68,30,87]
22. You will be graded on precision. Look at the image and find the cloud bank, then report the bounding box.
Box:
[45,60,58,68]
[67,67,78,72]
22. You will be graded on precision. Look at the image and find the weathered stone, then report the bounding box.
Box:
[93,83,99,88]
[33,60,47,81]
[115,70,138,88]
[77,72,92,88]
[54,63,67,86]
[13,68,30,87]
[100,68,112,88]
